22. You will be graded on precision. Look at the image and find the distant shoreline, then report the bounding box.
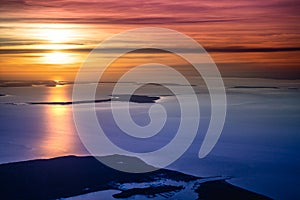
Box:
[26,95,160,105]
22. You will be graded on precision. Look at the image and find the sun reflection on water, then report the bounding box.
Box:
[41,86,77,158]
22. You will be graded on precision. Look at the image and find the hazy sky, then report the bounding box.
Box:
[0,0,299,80]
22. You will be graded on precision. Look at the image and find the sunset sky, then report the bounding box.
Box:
[0,0,299,80]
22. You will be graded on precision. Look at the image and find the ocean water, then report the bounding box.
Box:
[0,78,299,199]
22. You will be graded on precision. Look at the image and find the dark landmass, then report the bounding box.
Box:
[288,87,299,90]
[136,82,197,87]
[0,80,69,87]
[195,180,270,200]
[0,93,6,97]
[233,86,279,89]
[113,185,184,198]
[110,94,160,103]
[28,98,111,105]
[0,155,271,200]
[27,95,160,105]
[0,81,33,87]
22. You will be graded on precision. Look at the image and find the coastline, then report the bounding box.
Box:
[0,155,271,199]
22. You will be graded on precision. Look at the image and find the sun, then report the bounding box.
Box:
[41,29,72,43]
[43,52,74,64]
[36,24,75,43]
[35,24,81,65]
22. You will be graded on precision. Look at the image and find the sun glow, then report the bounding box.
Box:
[39,28,74,43]
[43,52,75,64]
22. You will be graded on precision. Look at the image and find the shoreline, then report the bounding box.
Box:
[0,155,271,200]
